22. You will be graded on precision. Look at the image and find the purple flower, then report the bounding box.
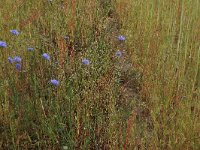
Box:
[42,53,50,60]
[118,35,125,41]
[82,58,90,65]
[15,63,21,71]
[8,57,14,64]
[50,79,59,86]
[115,51,122,57]
[0,41,7,48]
[10,30,19,36]
[27,47,34,51]
[13,56,22,63]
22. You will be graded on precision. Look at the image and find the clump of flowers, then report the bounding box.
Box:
[118,35,125,41]
[82,58,90,65]
[50,79,59,86]
[10,30,19,36]
[8,56,22,71]
[42,53,50,60]
[0,41,7,48]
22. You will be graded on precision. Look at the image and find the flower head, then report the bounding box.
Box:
[42,53,50,60]
[0,41,7,48]
[64,36,69,40]
[27,47,34,51]
[13,56,22,63]
[118,35,125,41]
[115,51,122,57]
[54,62,59,65]
[15,63,21,71]
[8,57,14,64]
[10,30,19,36]
[50,79,59,86]
[82,58,90,65]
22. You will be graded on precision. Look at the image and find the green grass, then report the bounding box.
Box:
[0,0,200,149]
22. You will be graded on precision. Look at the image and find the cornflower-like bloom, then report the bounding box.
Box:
[42,53,50,60]
[118,35,125,41]
[50,79,59,86]
[10,29,19,36]
[8,57,14,64]
[27,47,34,51]
[82,58,90,65]
[115,51,122,57]
[15,63,21,71]
[0,41,7,48]
[13,56,22,63]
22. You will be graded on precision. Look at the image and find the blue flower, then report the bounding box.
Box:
[50,79,59,86]
[0,41,7,48]
[27,47,34,51]
[15,63,21,71]
[13,56,22,63]
[8,57,14,64]
[82,58,90,65]
[118,35,125,41]
[42,53,50,60]
[10,29,19,36]
[115,51,122,57]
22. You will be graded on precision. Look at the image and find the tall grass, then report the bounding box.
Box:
[0,0,199,149]
[116,0,200,149]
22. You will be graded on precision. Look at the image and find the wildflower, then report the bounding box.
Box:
[27,47,34,51]
[8,57,14,64]
[118,35,125,41]
[10,29,19,36]
[54,62,59,65]
[64,36,69,40]
[82,58,90,65]
[0,41,7,48]
[50,79,59,86]
[13,56,22,63]
[115,51,122,57]
[15,63,21,71]
[42,53,50,60]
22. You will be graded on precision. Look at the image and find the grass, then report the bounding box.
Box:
[0,0,200,149]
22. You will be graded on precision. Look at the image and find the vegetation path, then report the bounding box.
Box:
[100,1,154,149]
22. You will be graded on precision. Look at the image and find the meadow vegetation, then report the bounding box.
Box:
[0,0,199,149]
